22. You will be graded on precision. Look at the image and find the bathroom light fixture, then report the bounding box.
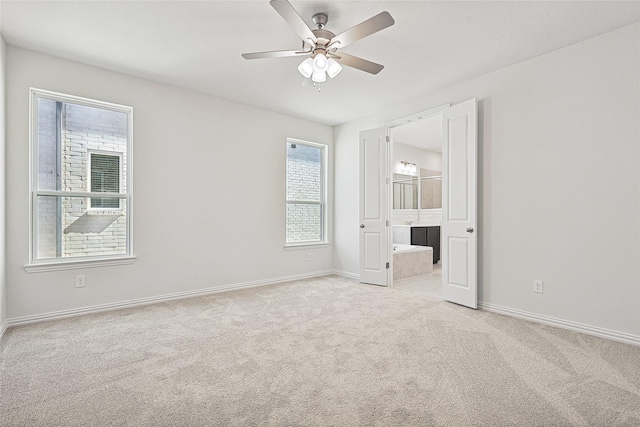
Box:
[400,161,417,174]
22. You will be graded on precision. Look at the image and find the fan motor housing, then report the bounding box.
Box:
[312,29,335,47]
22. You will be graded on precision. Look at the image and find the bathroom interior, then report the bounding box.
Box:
[391,113,443,299]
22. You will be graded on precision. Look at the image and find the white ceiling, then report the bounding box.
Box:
[1,1,638,126]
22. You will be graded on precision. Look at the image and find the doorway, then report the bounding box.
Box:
[359,99,478,308]
[387,108,445,299]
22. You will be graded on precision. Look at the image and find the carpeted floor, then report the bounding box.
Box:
[2,275,640,426]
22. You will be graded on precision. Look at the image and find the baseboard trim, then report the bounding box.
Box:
[6,270,335,328]
[0,320,7,340]
[479,301,640,346]
[331,269,359,280]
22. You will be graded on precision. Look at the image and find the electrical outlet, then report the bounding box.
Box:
[533,280,543,294]
[75,275,86,288]
[307,253,311,261]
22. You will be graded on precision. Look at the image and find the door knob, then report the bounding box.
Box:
[466,227,474,233]
[360,224,365,228]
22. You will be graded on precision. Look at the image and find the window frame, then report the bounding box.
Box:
[285,138,328,247]
[26,88,135,272]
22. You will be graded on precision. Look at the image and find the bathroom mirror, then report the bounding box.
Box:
[393,173,418,209]
[393,170,443,210]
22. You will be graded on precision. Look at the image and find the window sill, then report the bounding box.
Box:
[24,255,137,273]
[87,209,124,216]
[284,242,330,250]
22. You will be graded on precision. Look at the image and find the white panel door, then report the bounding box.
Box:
[442,99,478,308]
[359,128,389,286]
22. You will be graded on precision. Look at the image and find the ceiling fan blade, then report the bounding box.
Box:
[330,11,395,49]
[333,53,384,75]
[270,0,317,45]
[242,49,310,60]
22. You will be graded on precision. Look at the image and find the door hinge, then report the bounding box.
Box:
[386,135,390,143]
[386,177,389,185]
[386,220,389,226]
[386,262,390,269]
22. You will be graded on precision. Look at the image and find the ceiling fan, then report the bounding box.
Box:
[242,0,395,85]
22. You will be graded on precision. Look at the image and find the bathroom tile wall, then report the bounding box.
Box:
[393,226,410,244]
[421,168,442,210]
[393,248,433,280]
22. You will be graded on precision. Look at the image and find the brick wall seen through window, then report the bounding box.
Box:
[285,140,326,244]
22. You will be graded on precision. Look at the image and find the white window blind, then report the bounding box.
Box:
[90,153,121,209]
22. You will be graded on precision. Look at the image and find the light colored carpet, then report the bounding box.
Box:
[2,275,639,426]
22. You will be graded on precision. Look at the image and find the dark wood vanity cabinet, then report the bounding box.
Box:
[410,226,440,264]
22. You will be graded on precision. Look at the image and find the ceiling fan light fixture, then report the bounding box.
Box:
[327,58,342,78]
[313,53,329,72]
[297,57,314,79]
[241,1,395,87]
[312,70,327,83]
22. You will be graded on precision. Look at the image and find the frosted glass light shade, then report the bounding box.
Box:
[327,59,342,78]
[312,70,327,83]
[297,58,314,79]
[313,53,328,72]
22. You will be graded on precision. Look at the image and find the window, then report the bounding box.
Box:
[28,88,133,269]
[89,152,122,209]
[285,139,327,245]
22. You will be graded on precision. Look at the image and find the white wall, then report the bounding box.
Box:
[334,23,640,337]
[6,47,334,320]
[0,37,7,334]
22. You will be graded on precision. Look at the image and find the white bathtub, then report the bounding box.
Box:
[393,244,431,254]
